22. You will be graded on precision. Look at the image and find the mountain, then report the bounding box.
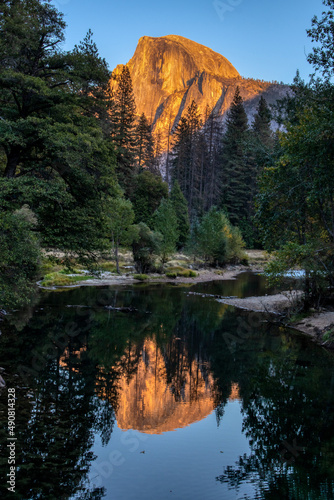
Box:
[111,35,289,147]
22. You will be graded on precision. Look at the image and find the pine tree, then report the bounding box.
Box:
[111,65,137,192]
[170,180,190,249]
[131,170,168,227]
[220,86,250,226]
[240,96,274,247]
[151,130,163,175]
[202,106,223,211]
[171,101,202,215]
[252,96,273,148]
[134,113,155,171]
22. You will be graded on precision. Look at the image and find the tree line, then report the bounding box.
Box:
[1,0,333,311]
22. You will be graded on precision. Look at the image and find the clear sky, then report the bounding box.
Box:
[52,0,324,84]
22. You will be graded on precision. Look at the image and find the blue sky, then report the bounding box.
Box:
[52,0,324,84]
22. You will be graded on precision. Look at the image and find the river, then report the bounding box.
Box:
[0,273,333,499]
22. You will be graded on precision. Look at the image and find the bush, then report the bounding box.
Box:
[190,207,246,266]
[133,274,149,281]
[132,222,162,273]
[165,266,197,278]
[0,206,41,309]
[166,272,177,278]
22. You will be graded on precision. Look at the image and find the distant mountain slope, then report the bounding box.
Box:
[111,35,288,147]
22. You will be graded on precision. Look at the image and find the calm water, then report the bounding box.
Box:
[0,273,334,500]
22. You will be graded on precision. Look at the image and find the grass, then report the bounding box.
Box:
[323,326,334,343]
[97,261,118,273]
[289,311,309,323]
[165,266,197,278]
[40,272,92,287]
[133,274,149,281]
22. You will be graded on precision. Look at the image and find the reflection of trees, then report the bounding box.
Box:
[212,316,334,499]
[0,316,107,500]
[1,281,334,498]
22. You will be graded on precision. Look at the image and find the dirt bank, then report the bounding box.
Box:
[292,312,334,348]
[216,291,334,349]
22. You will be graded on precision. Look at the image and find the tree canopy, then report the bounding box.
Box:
[0,0,117,258]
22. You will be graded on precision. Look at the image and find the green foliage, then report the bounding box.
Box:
[307,0,334,79]
[40,271,94,287]
[97,261,118,273]
[251,96,273,148]
[135,113,155,171]
[256,11,334,307]
[132,222,162,273]
[153,199,179,264]
[0,176,116,260]
[110,65,137,192]
[133,274,149,281]
[171,100,207,215]
[0,0,117,258]
[225,225,248,264]
[131,170,168,226]
[193,207,226,265]
[106,195,136,273]
[165,266,197,278]
[170,180,190,249]
[193,207,246,266]
[0,206,41,309]
[165,272,177,278]
[220,87,251,227]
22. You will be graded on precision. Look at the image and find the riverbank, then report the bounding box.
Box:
[40,249,334,349]
[71,265,263,288]
[39,250,266,288]
[216,292,334,349]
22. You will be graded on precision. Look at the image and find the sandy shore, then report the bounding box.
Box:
[73,265,261,287]
[216,291,303,314]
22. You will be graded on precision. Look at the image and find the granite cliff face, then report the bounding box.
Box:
[111,35,288,147]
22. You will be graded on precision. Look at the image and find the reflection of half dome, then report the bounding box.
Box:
[115,340,216,434]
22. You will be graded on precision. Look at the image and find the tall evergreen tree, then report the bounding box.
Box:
[170,180,190,249]
[135,113,155,171]
[220,86,250,226]
[0,0,117,257]
[131,170,168,227]
[171,100,203,215]
[202,106,223,211]
[110,65,137,192]
[240,96,274,247]
[252,96,273,148]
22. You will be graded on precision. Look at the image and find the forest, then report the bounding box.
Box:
[0,0,334,312]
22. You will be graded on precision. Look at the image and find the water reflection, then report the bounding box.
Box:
[0,276,333,499]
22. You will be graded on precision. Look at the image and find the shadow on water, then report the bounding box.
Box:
[0,273,333,499]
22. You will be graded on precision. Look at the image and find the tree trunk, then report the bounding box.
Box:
[115,241,120,274]
[4,148,20,178]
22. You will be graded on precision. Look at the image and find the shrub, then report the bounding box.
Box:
[190,207,246,266]
[133,274,149,281]
[165,267,197,278]
[0,206,41,309]
[132,222,162,273]
[166,272,177,278]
